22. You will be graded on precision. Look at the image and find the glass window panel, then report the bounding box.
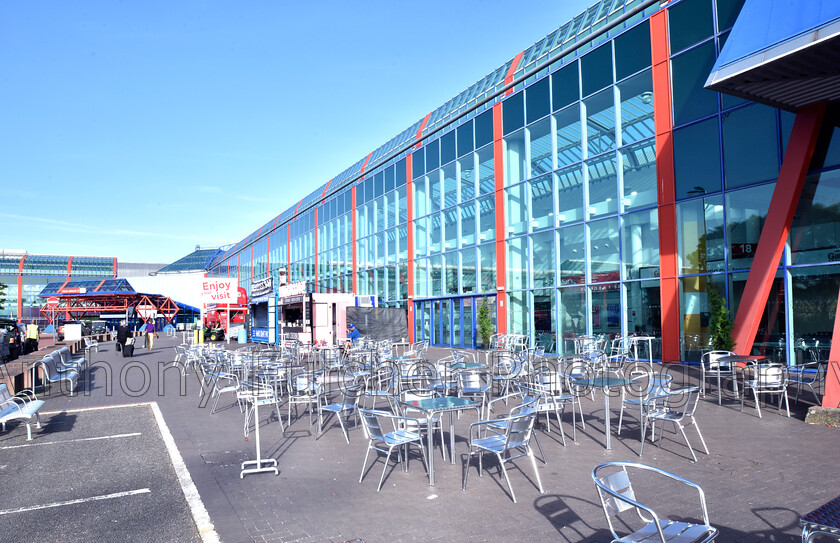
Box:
[507,236,529,291]
[526,76,551,124]
[478,195,496,243]
[374,171,384,198]
[503,91,525,135]
[615,20,651,81]
[558,224,585,285]
[478,146,495,195]
[533,289,556,352]
[387,227,397,264]
[443,163,457,209]
[461,248,477,294]
[726,184,774,271]
[443,208,458,251]
[530,174,554,231]
[396,158,407,187]
[722,104,779,189]
[475,109,494,149]
[504,129,526,186]
[508,291,530,336]
[674,117,722,199]
[622,209,659,280]
[552,61,580,112]
[626,280,661,340]
[590,283,621,337]
[441,130,456,165]
[581,42,613,97]
[387,192,397,228]
[414,217,427,258]
[589,217,620,280]
[459,154,476,202]
[585,88,616,156]
[669,0,713,53]
[557,165,585,224]
[671,42,718,126]
[717,0,746,31]
[457,119,474,158]
[621,138,657,211]
[558,286,586,353]
[532,230,556,288]
[413,175,428,217]
[429,170,442,212]
[429,212,442,254]
[430,255,442,296]
[506,183,528,237]
[618,70,654,145]
[586,154,619,218]
[384,165,395,193]
[791,265,840,362]
[460,201,476,247]
[398,185,407,224]
[479,243,497,292]
[414,258,428,297]
[398,224,408,261]
[444,251,458,295]
[555,105,583,167]
[729,270,785,360]
[528,117,553,176]
[425,139,440,172]
[791,169,840,265]
[399,262,408,299]
[376,197,385,231]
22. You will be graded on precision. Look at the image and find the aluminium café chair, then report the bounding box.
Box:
[640,387,710,463]
[617,368,672,438]
[287,370,319,427]
[316,383,363,444]
[529,367,576,444]
[592,461,718,542]
[397,389,448,460]
[741,363,790,418]
[700,350,737,405]
[462,411,544,504]
[484,391,547,462]
[789,358,826,405]
[358,409,429,491]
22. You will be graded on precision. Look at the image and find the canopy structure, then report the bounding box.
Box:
[705,0,840,111]
[37,279,190,325]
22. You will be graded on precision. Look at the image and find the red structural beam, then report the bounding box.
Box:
[731,103,826,354]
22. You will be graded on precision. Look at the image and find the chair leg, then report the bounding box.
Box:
[529,447,544,494]
[617,402,625,435]
[337,411,350,444]
[754,389,762,418]
[462,449,472,491]
[554,405,566,447]
[378,447,393,491]
[359,442,373,483]
[692,418,710,455]
[497,453,516,503]
[781,390,790,417]
[676,422,698,462]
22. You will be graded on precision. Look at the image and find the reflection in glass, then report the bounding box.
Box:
[505,130,527,186]
[555,105,583,167]
[585,88,616,156]
[557,166,584,224]
[677,195,725,274]
[791,265,839,364]
[722,104,779,189]
[791,170,840,265]
[507,236,529,291]
[459,202,476,247]
[530,174,554,231]
[528,118,553,176]
[618,70,654,145]
[558,224,585,285]
[458,155,475,202]
[532,230,555,288]
[479,244,496,292]
[726,184,773,271]
[559,286,586,354]
[461,248,476,294]
[622,209,659,280]
[674,117,721,199]
[507,291,529,336]
[621,138,657,210]
[589,217,620,280]
[586,154,618,218]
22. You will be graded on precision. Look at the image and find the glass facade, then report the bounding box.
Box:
[207,0,840,362]
[0,253,116,321]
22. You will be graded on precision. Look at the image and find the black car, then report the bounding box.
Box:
[0,318,24,360]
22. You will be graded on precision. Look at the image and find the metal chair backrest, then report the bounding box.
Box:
[359,409,386,441]
[505,413,536,449]
[289,371,318,398]
[703,350,736,371]
[753,364,786,389]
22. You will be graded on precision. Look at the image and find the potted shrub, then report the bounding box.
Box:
[708,286,735,352]
[477,296,495,349]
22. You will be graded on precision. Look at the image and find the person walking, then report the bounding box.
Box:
[26,321,39,354]
[144,319,158,350]
[116,321,129,352]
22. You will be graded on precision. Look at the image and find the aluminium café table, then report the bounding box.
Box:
[572,376,636,450]
[714,354,767,405]
[399,396,482,486]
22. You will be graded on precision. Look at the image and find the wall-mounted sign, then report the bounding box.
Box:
[59,287,86,294]
[251,277,274,299]
[200,279,240,304]
[276,281,306,299]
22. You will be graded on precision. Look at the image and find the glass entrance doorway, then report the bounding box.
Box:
[414,296,493,349]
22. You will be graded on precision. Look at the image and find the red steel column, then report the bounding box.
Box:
[492,102,507,335]
[406,154,415,343]
[112,257,117,278]
[66,256,73,279]
[826,290,840,407]
[650,9,680,362]
[731,103,825,355]
[352,185,358,294]
[17,255,26,321]
[313,208,319,292]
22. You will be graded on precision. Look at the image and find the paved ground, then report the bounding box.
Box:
[7,335,840,542]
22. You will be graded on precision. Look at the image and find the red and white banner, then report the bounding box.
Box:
[200,279,240,304]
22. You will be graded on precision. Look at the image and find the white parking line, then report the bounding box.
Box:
[0,488,151,516]
[0,432,141,450]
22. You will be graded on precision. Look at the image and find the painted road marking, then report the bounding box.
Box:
[0,489,151,516]
[0,432,141,450]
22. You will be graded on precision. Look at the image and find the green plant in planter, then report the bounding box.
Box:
[477,297,495,349]
[708,285,735,351]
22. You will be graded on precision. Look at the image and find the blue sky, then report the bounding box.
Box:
[1,0,591,264]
